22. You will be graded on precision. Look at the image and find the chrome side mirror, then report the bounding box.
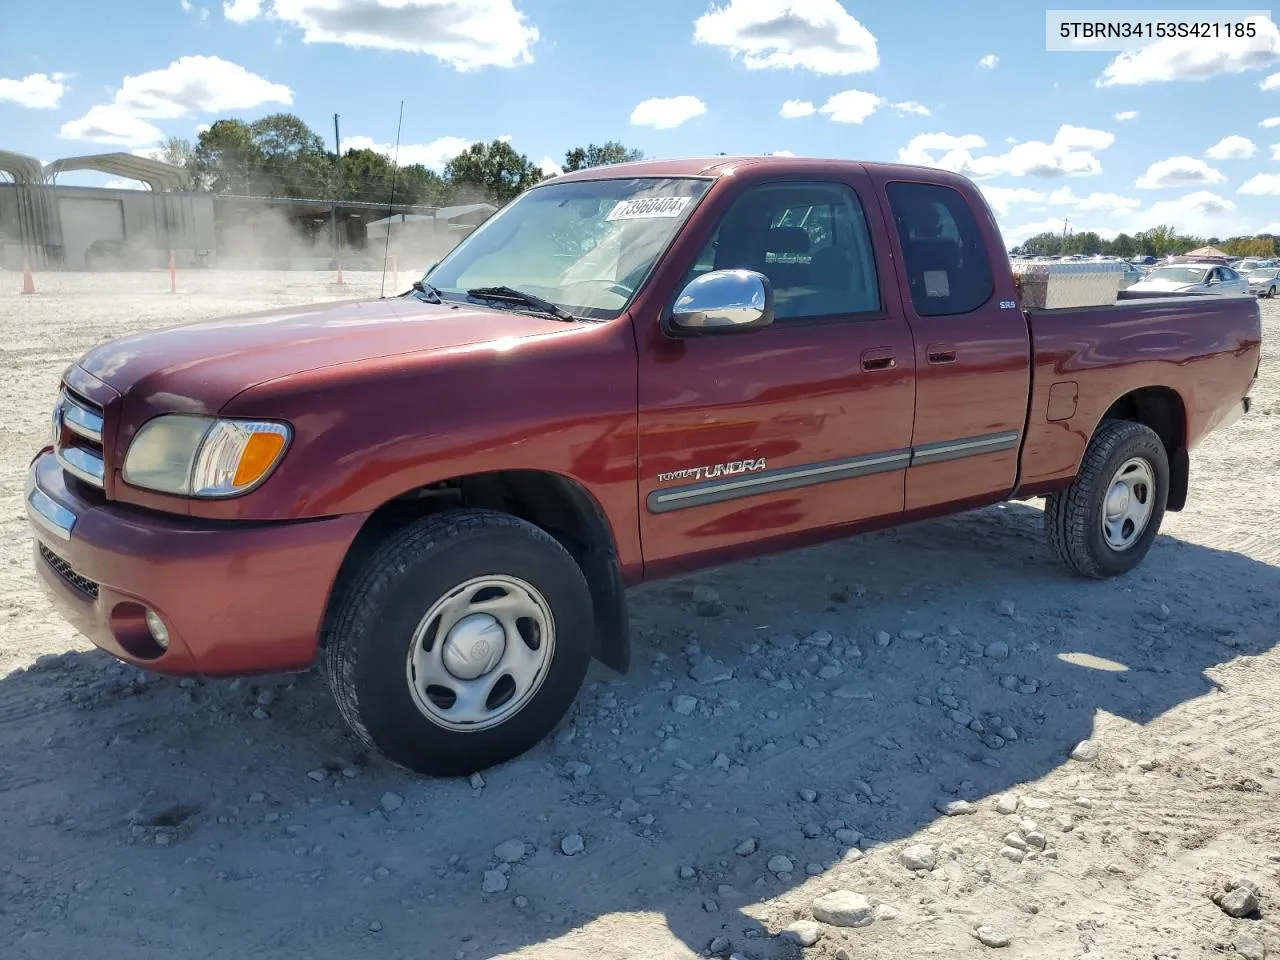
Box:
[666,269,774,336]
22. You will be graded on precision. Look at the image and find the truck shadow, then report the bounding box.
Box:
[2,501,1277,959]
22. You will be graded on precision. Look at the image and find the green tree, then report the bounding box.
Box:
[1018,231,1062,257]
[1108,233,1137,258]
[562,141,644,172]
[444,139,544,205]
[192,119,264,194]
[249,113,332,197]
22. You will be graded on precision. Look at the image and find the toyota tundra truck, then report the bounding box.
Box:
[25,156,1261,776]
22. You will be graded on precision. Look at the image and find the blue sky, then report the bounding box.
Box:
[6,1,1280,245]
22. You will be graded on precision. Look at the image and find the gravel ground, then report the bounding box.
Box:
[1,269,1278,960]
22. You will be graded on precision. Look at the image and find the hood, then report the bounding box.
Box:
[74,296,579,411]
[1130,278,1199,292]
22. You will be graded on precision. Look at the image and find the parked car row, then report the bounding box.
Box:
[1010,254,1268,298]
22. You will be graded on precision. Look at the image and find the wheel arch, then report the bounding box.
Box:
[1095,385,1188,511]
[322,469,631,674]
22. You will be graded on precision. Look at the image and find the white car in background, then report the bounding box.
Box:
[1126,263,1249,297]
[1245,265,1280,297]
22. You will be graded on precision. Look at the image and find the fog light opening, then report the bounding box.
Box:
[145,609,170,650]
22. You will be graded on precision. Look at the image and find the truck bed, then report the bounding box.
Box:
[1017,293,1261,496]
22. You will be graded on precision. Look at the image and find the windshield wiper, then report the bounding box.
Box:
[466,285,578,322]
[412,279,443,304]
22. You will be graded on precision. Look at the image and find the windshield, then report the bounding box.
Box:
[1144,266,1208,284]
[424,177,711,320]
[1248,268,1278,279]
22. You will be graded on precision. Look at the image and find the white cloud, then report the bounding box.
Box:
[1001,191,1242,245]
[1261,116,1280,127]
[980,184,1141,217]
[771,149,796,157]
[892,100,930,116]
[0,72,69,109]
[196,122,212,134]
[979,54,998,69]
[341,134,472,171]
[103,178,146,190]
[979,185,1046,216]
[1135,156,1226,189]
[693,0,878,75]
[59,105,164,146]
[1113,110,1138,121]
[899,125,1115,179]
[818,89,881,124]
[268,0,539,70]
[112,56,292,119]
[1263,72,1280,89]
[1099,15,1280,85]
[779,98,815,119]
[181,0,192,9]
[1271,144,1280,160]
[1206,135,1257,160]
[1239,173,1280,195]
[497,134,513,143]
[537,155,562,177]
[223,0,261,22]
[201,7,211,21]
[58,56,291,148]
[1045,188,1142,215]
[630,95,706,130]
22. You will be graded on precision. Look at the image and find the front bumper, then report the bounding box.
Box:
[25,449,368,676]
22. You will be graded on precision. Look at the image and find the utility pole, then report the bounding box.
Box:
[331,113,341,262]
[1061,216,1070,255]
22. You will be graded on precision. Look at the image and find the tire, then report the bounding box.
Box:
[324,509,594,777]
[1269,286,1276,298]
[1044,420,1169,579]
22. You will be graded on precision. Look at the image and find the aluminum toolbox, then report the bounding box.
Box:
[1011,259,1123,310]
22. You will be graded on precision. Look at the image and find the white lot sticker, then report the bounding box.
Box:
[605,196,692,221]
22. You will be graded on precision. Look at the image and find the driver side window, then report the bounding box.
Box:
[684,181,881,320]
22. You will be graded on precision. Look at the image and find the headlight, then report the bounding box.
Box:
[123,415,291,498]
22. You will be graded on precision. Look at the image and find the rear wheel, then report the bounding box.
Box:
[324,509,594,776]
[1044,420,1169,579]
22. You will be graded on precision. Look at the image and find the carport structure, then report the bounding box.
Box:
[0,149,55,266]
[0,149,201,268]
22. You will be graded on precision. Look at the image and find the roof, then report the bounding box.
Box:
[43,152,191,191]
[544,155,980,192]
[1183,245,1229,258]
[0,149,43,184]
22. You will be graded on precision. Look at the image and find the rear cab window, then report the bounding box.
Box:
[885,182,994,316]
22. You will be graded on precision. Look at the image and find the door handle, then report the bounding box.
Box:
[861,347,896,372]
[927,342,957,365]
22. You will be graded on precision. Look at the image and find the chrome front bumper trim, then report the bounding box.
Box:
[26,467,77,541]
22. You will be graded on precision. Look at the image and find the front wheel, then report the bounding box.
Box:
[324,509,594,776]
[1268,286,1276,298]
[1044,420,1169,579]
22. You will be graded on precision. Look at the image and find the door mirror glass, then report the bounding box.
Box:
[667,269,774,336]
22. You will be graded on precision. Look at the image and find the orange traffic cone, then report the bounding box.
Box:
[21,258,35,295]
[168,250,176,294]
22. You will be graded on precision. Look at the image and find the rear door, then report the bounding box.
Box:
[875,178,1032,512]
[635,171,917,572]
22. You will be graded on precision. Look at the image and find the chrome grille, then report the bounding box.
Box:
[38,543,99,599]
[54,388,105,489]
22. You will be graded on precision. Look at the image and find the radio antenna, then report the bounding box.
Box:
[379,99,405,299]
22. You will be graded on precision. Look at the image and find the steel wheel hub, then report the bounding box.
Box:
[405,575,555,732]
[1101,457,1155,551]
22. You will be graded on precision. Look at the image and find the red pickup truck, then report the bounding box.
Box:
[27,156,1260,776]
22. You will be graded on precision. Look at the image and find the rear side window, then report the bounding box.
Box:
[886,182,994,316]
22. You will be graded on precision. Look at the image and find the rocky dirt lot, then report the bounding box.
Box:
[1,269,1277,960]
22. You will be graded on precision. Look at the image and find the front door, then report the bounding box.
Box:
[875,177,1032,513]
[636,173,917,575]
